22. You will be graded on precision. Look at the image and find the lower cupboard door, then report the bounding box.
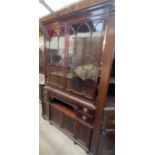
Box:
[76,122,92,148]
[63,115,76,136]
[52,109,63,127]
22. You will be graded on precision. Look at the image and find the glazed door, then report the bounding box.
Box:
[66,19,106,100]
[45,27,65,88]
[39,36,45,74]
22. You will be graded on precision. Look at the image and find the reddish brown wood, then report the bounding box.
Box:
[90,14,115,155]
[44,13,111,100]
[39,35,45,74]
[45,85,95,110]
[40,1,115,154]
[51,102,76,119]
[49,100,93,151]
[40,0,113,24]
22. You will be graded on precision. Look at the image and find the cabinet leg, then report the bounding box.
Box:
[42,115,46,119]
[86,150,89,154]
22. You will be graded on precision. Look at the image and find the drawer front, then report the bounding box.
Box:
[77,112,94,124]
[78,106,94,116]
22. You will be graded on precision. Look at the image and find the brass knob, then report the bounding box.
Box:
[83,108,88,113]
[82,116,87,121]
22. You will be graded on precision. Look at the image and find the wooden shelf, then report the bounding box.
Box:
[51,102,76,119]
[104,96,115,111]
[102,128,115,135]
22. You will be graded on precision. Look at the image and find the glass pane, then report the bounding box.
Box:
[39,48,43,72]
[46,29,65,88]
[67,26,76,90]
[90,21,104,60]
[39,36,44,73]
[47,31,58,65]
[67,20,104,99]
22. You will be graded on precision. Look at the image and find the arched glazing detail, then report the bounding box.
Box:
[47,31,58,65]
[46,28,65,88]
[66,20,104,99]
[67,26,76,90]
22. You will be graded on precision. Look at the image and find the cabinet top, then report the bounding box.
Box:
[40,0,114,25]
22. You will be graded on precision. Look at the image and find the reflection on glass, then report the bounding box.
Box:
[46,29,65,88]
[39,48,43,73]
[39,36,44,73]
[67,20,104,99]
